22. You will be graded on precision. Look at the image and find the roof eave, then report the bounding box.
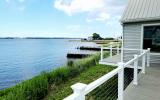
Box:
[121,17,160,24]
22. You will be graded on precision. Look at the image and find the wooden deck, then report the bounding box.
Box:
[99,54,121,66]
[99,53,160,100]
[124,63,160,100]
[99,54,160,100]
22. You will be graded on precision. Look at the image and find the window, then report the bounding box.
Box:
[143,26,160,52]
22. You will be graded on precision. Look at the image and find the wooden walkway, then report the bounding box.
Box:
[99,54,121,66]
[124,64,160,100]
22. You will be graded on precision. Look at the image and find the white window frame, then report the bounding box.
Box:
[141,23,160,51]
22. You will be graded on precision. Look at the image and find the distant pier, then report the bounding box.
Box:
[67,51,97,58]
[78,46,115,51]
[78,46,101,51]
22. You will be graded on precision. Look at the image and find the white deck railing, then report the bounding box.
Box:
[101,44,120,60]
[64,48,150,100]
[100,44,145,61]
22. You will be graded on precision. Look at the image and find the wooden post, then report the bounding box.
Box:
[133,55,138,85]
[118,62,124,100]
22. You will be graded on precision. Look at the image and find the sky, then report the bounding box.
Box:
[0,0,127,38]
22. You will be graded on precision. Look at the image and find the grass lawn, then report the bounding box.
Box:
[45,64,115,100]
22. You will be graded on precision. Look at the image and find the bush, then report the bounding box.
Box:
[67,60,74,67]
[0,72,48,100]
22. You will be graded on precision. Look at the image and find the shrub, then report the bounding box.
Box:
[0,52,109,100]
[67,60,74,67]
[0,72,49,100]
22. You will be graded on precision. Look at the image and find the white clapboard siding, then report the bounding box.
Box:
[123,22,160,64]
[123,23,141,62]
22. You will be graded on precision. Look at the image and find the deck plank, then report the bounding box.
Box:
[100,54,121,66]
[124,64,160,100]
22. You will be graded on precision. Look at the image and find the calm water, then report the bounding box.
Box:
[0,39,98,89]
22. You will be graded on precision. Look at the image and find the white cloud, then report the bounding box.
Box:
[87,12,110,22]
[54,0,105,16]
[54,0,126,23]
[97,12,110,21]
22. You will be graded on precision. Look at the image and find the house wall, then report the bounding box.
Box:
[123,23,142,62]
[122,21,160,63]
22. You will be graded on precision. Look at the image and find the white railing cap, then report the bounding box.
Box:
[71,83,87,93]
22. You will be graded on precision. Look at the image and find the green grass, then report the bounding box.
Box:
[0,52,111,100]
[45,65,115,100]
[102,41,122,47]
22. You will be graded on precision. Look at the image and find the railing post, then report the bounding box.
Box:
[147,48,150,67]
[71,83,87,100]
[133,55,138,85]
[142,51,146,74]
[110,45,113,57]
[117,44,119,55]
[118,62,124,100]
[101,46,103,61]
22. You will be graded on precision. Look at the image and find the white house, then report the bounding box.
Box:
[121,0,160,63]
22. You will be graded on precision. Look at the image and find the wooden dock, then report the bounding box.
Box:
[78,46,101,51]
[78,46,119,51]
[67,52,97,58]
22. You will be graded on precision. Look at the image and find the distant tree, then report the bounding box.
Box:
[92,33,102,40]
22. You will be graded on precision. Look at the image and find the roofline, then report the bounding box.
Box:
[121,17,160,24]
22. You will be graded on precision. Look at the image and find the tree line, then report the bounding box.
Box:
[92,33,114,40]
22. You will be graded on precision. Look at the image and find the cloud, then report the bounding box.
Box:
[54,0,126,23]
[54,0,105,16]
[87,12,110,22]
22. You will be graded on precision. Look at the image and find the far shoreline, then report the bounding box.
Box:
[0,37,83,39]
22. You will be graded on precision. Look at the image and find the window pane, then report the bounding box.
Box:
[143,26,160,52]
